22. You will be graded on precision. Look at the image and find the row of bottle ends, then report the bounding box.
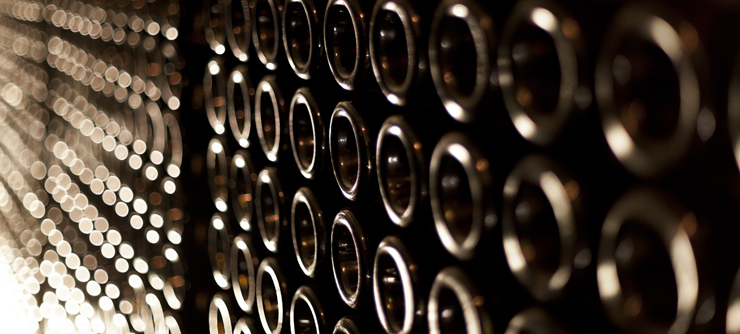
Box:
[205,119,733,333]
[200,0,740,180]
[205,183,732,334]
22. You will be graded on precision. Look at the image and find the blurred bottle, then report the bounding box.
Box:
[597,188,706,334]
[330,207,388,309]
[323,0,370,90]
[594,5,713,178]
[369,0,426,106]
[373,234,449,334]
[230,233,260,314]
[429,132,497,261]
[257,257,292,334]
[289,87,326,180]
[497,0,590,146]
[159,244,186,311]
[208,213,233,290]
[146,102,167,169]
[289,285,345,334]
[429,0,497,123]
[163,112,184,179]
[252,0,284,70]
[203,0,227,54]
[224,0,251,61]
[501,154,588,303]
[328,101,376,201]
[204,57,228,135]
[427,266,493,334]
[282,0,327,79]
[209,292,237,334]
[229,150,257,232]
[376,114,441,228]
[227,66,254,149]
[255,75,289,163]
[207,137,230,213]
[290,187,328,278]
[255,166,289,254]
[161,42,185,111]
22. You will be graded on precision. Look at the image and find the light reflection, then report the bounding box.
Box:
[0,2,182,333]
[531,8,557,32]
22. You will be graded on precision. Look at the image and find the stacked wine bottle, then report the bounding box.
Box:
[186,0,740,333]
